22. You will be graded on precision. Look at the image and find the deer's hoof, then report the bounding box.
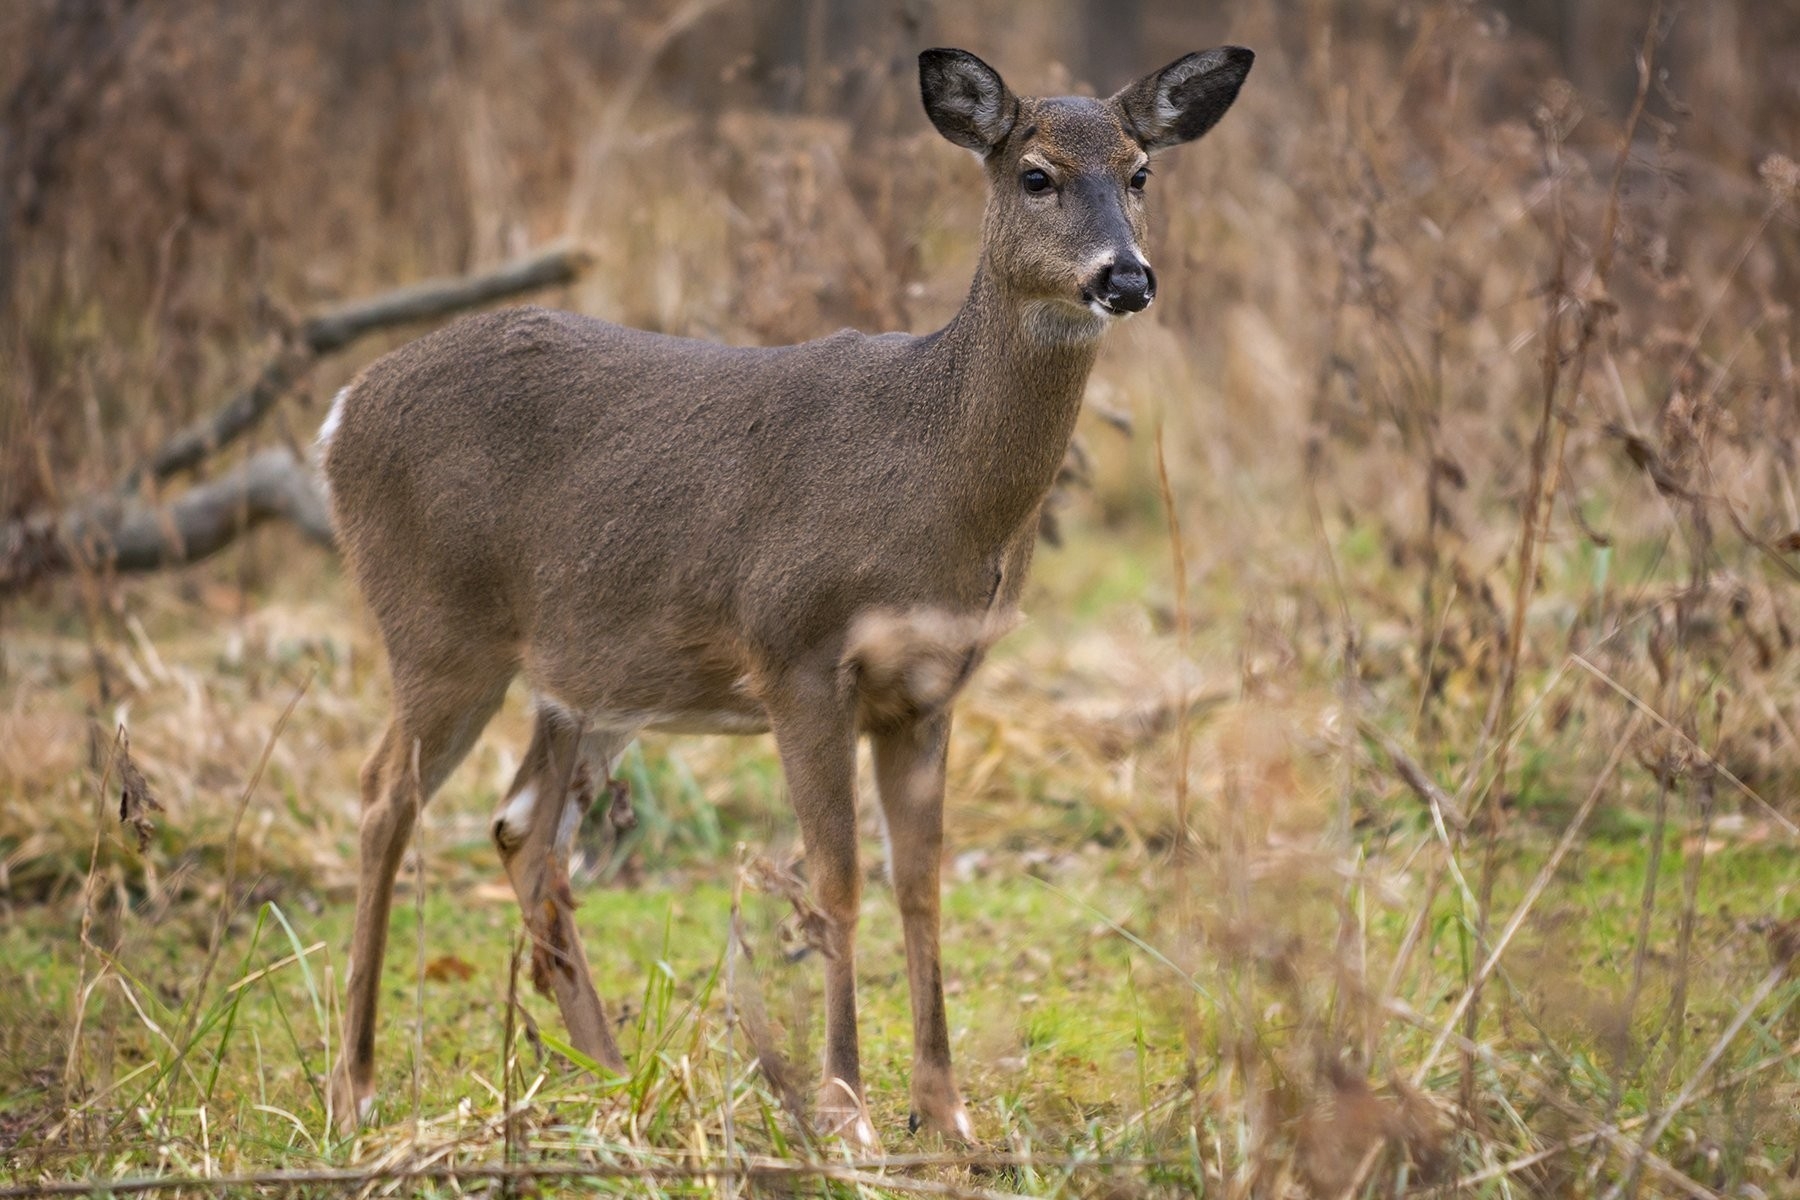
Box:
[817,1079,883,1153]
[908,1089,975,1144]
[329,1066,374,1137]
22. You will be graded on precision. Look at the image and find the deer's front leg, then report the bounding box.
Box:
[768,678,877,1148]
[872,713,974,1143]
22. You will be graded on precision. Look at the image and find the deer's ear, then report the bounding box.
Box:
[1113,46,1253,153]
[919,48,1017,155]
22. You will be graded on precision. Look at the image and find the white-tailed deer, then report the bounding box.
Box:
[321,45,1251,1145]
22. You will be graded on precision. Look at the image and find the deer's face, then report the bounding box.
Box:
[921,47,1253,341]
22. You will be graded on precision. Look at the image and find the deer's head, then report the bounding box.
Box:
[920,46,1252,342]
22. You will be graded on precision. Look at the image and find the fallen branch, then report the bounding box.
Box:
[1359,718,1468,831]
[300,240,593,356]
[121,240,592,492]
[3,448,332,593]
[5,242,591,596]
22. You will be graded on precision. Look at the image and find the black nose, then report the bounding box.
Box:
[1094,258,1156,313]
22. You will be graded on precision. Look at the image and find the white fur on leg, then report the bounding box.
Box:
[949,1106,974,1141]
[555,793,583,855]
[821,1076,880,1148]
[492,783,537,853]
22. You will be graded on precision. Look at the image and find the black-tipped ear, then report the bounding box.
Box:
[1113,46,1253,152]
[919,48,1017,155]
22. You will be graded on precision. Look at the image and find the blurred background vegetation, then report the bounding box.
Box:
[3,0,1794,515]
[3,0,1800,1194]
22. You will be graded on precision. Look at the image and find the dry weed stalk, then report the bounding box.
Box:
[1466,9,1658,1135]
[60,726,123,1109]
[165,675,311,1066]
[5,0,1800,1193]
[1151,424,1213,1155]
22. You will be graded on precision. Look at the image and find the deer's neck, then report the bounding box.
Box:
[921,262,1102,544]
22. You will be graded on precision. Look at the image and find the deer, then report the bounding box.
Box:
[319,44,1252,1146]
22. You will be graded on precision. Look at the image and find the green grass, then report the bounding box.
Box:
[0,860,1198,1177]
[5,460,1800,1198]
[4,499,1799,1198]
[6,503,1800,1194]
[5,794,1797,1194]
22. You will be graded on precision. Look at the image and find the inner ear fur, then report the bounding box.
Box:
[1113,46,1254,153]
[919,48,1018,155]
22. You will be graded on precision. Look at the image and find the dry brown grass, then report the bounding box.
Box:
[5,1,1800,1194]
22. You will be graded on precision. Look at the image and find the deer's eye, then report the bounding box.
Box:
[1021,168,1053,194]
[1130,166,1151,191]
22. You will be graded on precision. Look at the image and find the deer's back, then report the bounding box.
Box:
[324,306,1005,722]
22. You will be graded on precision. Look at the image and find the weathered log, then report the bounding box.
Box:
[3,448,332,594]
[1,242,593,598]
[300,241,593,355]
[118,348,314,496]
[121,241,592,492]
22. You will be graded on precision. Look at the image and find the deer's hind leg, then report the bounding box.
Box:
[492,709,633,1073]
[334,665,512,1133]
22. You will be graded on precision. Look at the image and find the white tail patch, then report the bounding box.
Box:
[317,385,352,453]
[312,384,354,499]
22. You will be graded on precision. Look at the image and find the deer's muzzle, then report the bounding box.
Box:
[1084,257,1156,315]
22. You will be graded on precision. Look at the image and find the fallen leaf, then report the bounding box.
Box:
[424,954,477,983]
[744,854,835,962]
[117,734,163,852]
[605,777,636,833]
[471,881,517,905]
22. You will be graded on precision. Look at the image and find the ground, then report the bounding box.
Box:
[4,509,1798,1198]
[6,1,1800,1194]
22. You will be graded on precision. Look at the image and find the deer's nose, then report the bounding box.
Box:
[1093,257,1156,314]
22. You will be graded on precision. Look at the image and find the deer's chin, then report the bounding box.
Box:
[1022,297,1111,345]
